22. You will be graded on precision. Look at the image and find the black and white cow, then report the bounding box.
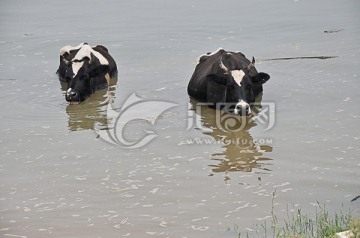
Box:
[187,48,270,115]
[57,43,117,104]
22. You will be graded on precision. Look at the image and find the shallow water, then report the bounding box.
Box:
[1,0,360,237]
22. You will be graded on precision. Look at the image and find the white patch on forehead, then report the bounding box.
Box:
[231,70,245,86]
[72,45,109,65]
[59,42,85,56]
[72,61,84,76]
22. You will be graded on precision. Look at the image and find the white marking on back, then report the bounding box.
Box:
[73,45,109,65]
[196,47,224,64]
[70,44,109,77]
[59,42,85,56]
[91,49,109,65]
[72,61,84,76]
[231,70,245,86]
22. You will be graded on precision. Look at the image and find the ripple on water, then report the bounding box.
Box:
[2,80,116,132]
[2,81,66,124]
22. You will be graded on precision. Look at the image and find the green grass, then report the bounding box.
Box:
[350,218,360,238]
[273,203,354,238]
[234,191,360,238]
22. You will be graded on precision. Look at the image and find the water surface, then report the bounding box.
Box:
[1,0,359,237]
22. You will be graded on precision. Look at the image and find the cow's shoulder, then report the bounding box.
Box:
[225,51,252,70]
[92,45,109,54]
[91,45,117,73]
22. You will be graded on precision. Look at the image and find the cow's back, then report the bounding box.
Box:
[92,45,117,76]
[57,44,117,80]
[187,49,225,100]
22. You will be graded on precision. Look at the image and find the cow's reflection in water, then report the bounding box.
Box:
[189,98,273,175]
[60,78,117,131]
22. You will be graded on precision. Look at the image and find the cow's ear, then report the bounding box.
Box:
[60,55,71,66]
[252,72,270,84]
[57,56,72,78]
[206,74,228,104]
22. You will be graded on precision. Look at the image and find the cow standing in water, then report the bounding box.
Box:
[57,43,117,104]
[187,48,270,115]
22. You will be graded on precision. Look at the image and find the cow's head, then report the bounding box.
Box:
[61,44,110,104]
[207,52,270,115]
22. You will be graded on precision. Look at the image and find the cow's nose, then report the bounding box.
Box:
[235,101,251,116]
[65,88,79,102]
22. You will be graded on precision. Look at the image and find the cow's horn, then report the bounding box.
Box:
[219,57,228,73]
[247,57,255,70]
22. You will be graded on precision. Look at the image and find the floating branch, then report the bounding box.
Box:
[262,56,338,61]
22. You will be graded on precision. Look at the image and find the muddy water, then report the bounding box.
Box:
[1,0,359,237]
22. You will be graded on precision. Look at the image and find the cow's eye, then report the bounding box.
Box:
[246,85,252,90]
[80,76,88,81]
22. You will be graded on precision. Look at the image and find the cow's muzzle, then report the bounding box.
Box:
[234,100,251,116]
[65,88,81,104]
